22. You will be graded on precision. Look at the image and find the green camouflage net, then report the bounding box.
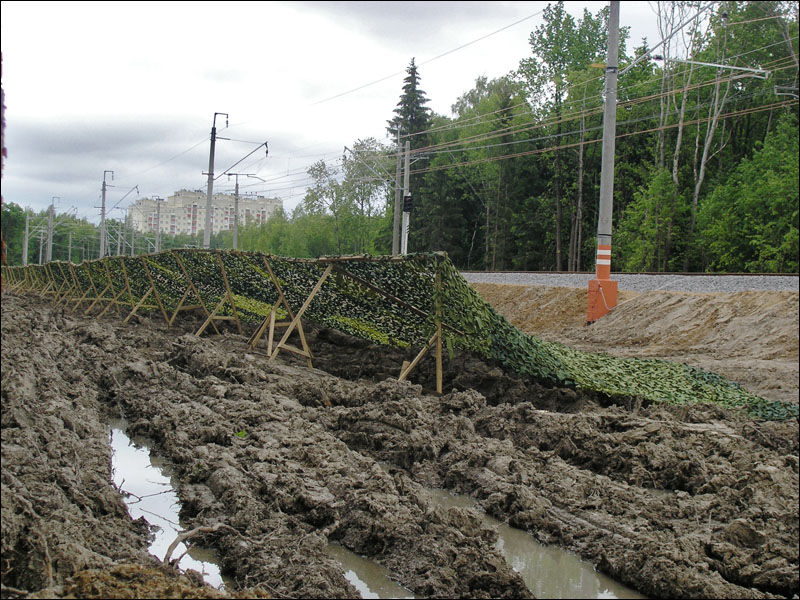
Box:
[4,250,797,422]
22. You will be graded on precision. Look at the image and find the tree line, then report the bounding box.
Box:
[3,1,797,273]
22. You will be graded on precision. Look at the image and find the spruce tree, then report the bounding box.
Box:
[387,58,433,253]
[386,58,432,147]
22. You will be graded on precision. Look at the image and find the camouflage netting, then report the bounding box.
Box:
[4,250,797,421]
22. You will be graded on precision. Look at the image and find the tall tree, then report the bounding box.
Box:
[387,58,433,253]
[386,58,432,145]
[516,3,624,271]
[516,2,577,271]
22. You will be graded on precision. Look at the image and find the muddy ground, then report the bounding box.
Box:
[1,285,798,599]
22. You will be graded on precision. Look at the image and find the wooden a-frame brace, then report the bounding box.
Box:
[397,263,444,395]
[10,252,447,394]
[53,263,79,306]
[70,266,96,312]
[194,251,243,337]
[267,263,333,369]
[43,263,71,304]
[82,266,114,315]
[169,251,221,335]
[248,256,315,368]
[127,256,172,326]
[95,259,136,320]
[38,264,58,300]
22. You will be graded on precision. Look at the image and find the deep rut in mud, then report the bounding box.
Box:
[1,292,798,599]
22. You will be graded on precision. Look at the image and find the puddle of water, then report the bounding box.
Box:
[326,544,415,599]
[108,419,232,591]
[426,489,645,600]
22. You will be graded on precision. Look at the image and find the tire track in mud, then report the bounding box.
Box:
[326,388,798,599]
[2,293,798,599]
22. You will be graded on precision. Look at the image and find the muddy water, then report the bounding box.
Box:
[326,544,415,599]
[426,489,645,600]
[108,419,233,590]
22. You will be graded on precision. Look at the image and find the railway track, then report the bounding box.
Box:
[461,271,799,293]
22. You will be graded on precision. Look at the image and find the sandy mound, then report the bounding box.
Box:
[471,284,799,404]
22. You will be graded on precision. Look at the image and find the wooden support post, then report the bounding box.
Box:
[54,263,75,305]
[102,261,121,315]
[249,256,313,366]
[71,266,96,311]
[195,297,232,336]
[216,251,243,335]
[168,287,193,326]
[398,260,445,394]
[82,265,112,315]
[96,284,128,319]
[399,332,439,381]
[39,264,56,299]
[123,288,154,324]
[248,297,282,349]
[139,257,171,326]
[269,263,332,367]
[84,283,112,315]
[171,251,220,335]
[435,270,443,395]
[118,258,137,313]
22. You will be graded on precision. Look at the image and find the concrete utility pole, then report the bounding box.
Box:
[154,197,163,252]
[400,140,411,255]
[100,170,114,258]
[392,133,402,255]
[203,112,228,249]
[45,198,56,263]
[227,174,247,251]
[68,231,72,263]
[22,211,30,266]
[587,0,620,324]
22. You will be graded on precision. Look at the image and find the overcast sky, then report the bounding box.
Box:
[1,1,662,223]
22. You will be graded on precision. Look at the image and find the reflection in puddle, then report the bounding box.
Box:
[426,489,645,600]
[326,543,415,599]
[109,419,232,591]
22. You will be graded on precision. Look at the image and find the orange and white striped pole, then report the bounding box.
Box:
[587,0,620,324]
[587,244,618,323]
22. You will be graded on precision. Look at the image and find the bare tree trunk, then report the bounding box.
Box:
[492,169,501,271]
[553,96,564,271]
[664,3,699,270]
[655,0,679,170]
[554,157,563,271]
[574,110,586,271]
[484,183,491,271]
[684,63,731,271]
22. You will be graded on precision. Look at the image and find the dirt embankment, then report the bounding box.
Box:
[472,284,799,405]
[1,290,798,599]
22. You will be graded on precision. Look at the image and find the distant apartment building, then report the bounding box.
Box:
[129,190,282,236]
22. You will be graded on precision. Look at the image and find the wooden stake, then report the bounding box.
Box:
[435,263,443,395]
[399,332,439,381]
[249,256,313,366]
[139,257,171,326]
[123,288,154,324]
[269,263,332,366]
[171,251,220,335]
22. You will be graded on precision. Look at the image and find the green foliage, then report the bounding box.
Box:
[387,58,432,143]
[697,113,799,272]
[616,168,688,271]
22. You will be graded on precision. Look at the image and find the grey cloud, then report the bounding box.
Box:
[295,1,528,49]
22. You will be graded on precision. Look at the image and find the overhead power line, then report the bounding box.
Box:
[407,99,797,177]
[310,8,545,106]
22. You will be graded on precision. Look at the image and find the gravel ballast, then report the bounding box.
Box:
[461,272,800,293]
